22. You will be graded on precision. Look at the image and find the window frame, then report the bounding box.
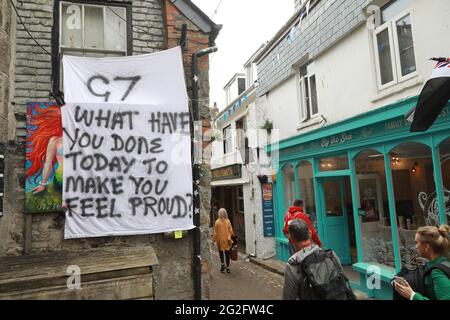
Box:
[237,186,244,214]
[223,125,232,154]
[51,0,132,93]
[298,63,319,123]
[373,6,417,91]
[391,11,417,83]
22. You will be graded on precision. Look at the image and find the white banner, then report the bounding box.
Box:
[63,47,188,105]
[62,47,194,239]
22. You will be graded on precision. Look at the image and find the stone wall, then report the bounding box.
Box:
[164,0,213,299]
[0,0,214,300]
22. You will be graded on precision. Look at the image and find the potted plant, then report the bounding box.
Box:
[261,120,273,135]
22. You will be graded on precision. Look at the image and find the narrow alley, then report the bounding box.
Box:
[210,249,284,300]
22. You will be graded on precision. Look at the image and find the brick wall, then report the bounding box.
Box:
[164,0,214,299]
[257,0,371,97]
[0,0,214,300]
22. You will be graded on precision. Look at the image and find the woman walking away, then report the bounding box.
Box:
[213,208,234,273]
[394,224,450,300]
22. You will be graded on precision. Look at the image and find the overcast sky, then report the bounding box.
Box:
[192,0,294,110]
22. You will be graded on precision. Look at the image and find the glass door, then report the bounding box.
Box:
[320,176,352,265]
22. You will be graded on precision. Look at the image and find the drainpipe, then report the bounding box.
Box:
[191,46,218,300]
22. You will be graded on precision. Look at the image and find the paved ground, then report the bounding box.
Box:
[209,248,370,300]
[210,249,285,300]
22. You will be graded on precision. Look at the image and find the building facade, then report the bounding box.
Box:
[255,0,450,299]
[211,48,277,259]
[0,0,220,299]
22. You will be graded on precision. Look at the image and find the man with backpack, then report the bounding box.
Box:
[282,219,356,300]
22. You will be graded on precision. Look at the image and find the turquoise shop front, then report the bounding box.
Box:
[268,96,450,299]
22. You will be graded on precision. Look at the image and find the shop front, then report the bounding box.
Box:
[270,97,450,299]
[211,164,247,248]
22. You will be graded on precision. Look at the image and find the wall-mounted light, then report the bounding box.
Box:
[411,162,418,173]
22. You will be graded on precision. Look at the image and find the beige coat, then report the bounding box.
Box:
[213,218,234,251]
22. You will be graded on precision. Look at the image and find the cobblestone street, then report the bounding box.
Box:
[210,249,284,300]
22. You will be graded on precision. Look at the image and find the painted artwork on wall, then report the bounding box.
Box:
[26,101,63,213]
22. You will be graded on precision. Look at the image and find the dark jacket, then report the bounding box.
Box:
[282,244,343,300]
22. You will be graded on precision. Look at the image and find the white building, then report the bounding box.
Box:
[254,0,450,299]
[211,46,277,259]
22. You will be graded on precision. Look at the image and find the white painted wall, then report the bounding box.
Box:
[211,99,277,258]
[259,76,303,141]
[259,0,450,142]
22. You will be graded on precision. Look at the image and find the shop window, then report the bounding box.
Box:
[282,164,296,211]
[319,154,349,172]
[297,161,317,231]
[390,142,435,268]
[355,150,395,268]
[439,138,450,223]
[373,0,417,90]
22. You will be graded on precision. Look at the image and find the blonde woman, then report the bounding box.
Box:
[213,208,234,273]
[394,224,450,300]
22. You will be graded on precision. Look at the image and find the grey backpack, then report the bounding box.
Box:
[300,249,357,300]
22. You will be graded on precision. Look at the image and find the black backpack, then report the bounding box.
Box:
[392,260,450,300]
[300,249,357,300]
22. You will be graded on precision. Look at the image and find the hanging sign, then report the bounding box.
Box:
[62,47,194,239]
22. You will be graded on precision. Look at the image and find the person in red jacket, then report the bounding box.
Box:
[284,199,322,255]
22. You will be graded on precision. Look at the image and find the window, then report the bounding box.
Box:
[236,117,251,164]
[236,117,246,150]
[298,62,318,122]
[237,186,244,214]
[57,1,130,89]
[282,164,296,211]
[297,161,317,231]
[439,138,450,223]
[319,154,349,172]
[238,78,246,96]
[355,150,395,268]
[373,0,417,89]
[60,2,128,57]
[223,125,232,154]
[390,142,436,268]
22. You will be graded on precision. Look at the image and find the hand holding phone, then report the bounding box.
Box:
[393,276,408,287]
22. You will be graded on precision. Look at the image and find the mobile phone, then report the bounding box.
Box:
[393,276,408,286]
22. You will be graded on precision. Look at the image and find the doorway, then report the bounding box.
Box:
[319,176,356,265]
[212,185,246,250]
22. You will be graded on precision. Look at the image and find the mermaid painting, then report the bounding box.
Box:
[26,102,63,212]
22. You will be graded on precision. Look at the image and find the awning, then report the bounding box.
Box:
[211,178,249,187]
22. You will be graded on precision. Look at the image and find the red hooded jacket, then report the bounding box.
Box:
[283,206,322,247]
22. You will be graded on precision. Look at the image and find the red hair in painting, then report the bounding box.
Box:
[26,104,62,182]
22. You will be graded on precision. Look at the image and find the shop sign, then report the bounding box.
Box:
[262,183,275,237]
[284,104,450,156]
[211,164,242,181]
